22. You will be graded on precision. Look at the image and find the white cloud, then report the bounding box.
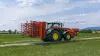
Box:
[66,11,100,28]
[55,0,70,4]
[0,23,6,26]
[0,0,100,30]
[0,24,3,26]
[45,11,100,29]
[84,11,100,25]
[0,2,6,8]
[0,0,74,30]
[16,0,42,7]
[88,0,100,3]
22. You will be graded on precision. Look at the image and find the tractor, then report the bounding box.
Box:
[21,21,79,42]
[40,22,79,42]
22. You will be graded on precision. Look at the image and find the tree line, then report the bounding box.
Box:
[79,30,92,33]
[0,29,19,34]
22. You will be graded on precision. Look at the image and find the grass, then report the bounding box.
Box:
[0,33,100,43]
[77,33,100,38]
[0,40,100,56]
[0,34,41,43]
[0,33,100,56]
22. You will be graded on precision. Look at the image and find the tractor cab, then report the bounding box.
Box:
[47,22,63,29]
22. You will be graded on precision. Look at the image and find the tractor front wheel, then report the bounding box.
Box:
[64,33,72,41]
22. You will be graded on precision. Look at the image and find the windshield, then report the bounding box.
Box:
[47,23,52,29]
[47,23,61,29]
[53,24,60,27]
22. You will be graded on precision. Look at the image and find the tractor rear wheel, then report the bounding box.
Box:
[51,30,61,41]
[64,33,72,41]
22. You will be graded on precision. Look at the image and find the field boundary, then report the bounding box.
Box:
[79,37,100,40]
[0,37,100,47]
[1,40,41,44]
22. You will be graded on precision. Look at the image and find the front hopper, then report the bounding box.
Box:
[39,22,47,40]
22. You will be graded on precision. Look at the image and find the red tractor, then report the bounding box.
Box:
[21,21,79,42]
[38,22,79,42]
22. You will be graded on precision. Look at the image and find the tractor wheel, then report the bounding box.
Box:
[51,30,61,41]
[64,33,72,41]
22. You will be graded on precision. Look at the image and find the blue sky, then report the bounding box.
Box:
[0,0,100,31]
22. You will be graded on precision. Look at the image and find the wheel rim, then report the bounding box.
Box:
[66,34,71,39]
[53,33,59,40]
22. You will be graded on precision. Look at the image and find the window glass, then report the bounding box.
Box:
[53,24,60,27]
[47,24,52,28]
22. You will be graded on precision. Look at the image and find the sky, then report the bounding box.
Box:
[0,0,100,31]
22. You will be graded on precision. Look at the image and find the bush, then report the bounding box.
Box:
[79,30,92,33]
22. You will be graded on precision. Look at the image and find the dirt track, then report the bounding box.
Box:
[0,37,100,47]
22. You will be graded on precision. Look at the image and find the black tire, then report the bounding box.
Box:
[51,30,61,41]
[64,33,72,41]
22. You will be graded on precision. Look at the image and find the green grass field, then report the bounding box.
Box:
[0,33,100,43]
[0,33,100,56]
[0,40,100,56]
[77,33,100,38]
[0,34,41,43]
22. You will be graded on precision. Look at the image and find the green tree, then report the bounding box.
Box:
[8,29,12,34]
[13,29,17,34]
[79,30,92,33]
[3,30,5,32]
